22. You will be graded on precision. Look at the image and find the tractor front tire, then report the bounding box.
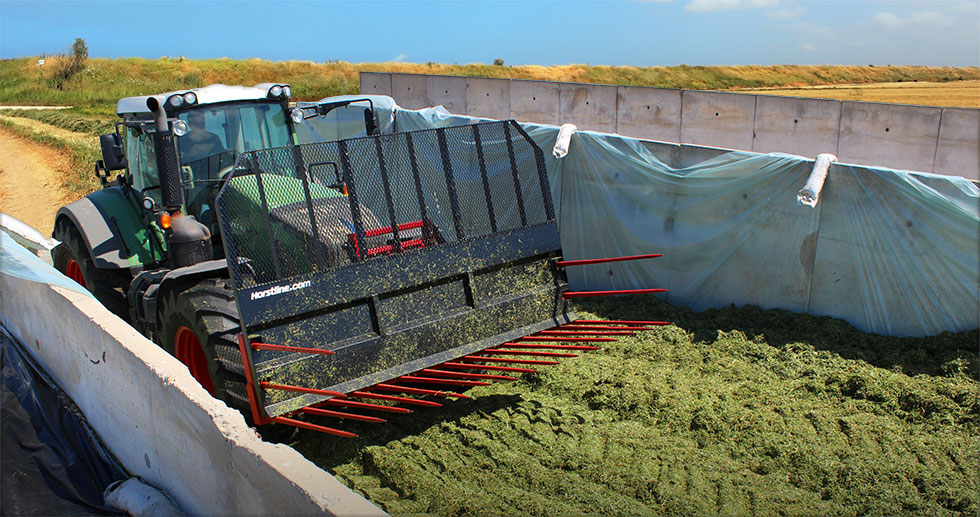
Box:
[157,278,249,411]
[51,218,130,321]
[157,279,296,441]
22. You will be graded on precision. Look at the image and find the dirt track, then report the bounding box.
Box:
[0,126,70,237]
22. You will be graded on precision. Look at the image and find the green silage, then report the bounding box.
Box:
[291,297,979,515]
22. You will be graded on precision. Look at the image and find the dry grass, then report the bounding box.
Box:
[740,80,980,108]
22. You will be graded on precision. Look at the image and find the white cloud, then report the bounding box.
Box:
[766,5,804,20]
[801,42,817,52]
[873,10,952,29]
[390,53,408,62]
[685,0,779,13]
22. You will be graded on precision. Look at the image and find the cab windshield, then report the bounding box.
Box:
[177,101,291,181]
[129,101,292,208]
[176,101,291,221]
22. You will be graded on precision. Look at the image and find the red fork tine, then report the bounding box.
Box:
[496,343,600,351]
[299,407,386,423]
[439,361,537,374]
[370,383,469,399]
[420,368,518,381]
[348,391,443,407]
[320,399,414,414]
[459,355,560,366]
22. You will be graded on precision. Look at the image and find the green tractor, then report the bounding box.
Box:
[51,83,385,416]
[51,83,649,437]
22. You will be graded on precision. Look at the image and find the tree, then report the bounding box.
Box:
[493,58,505,66]
[50,37,88,89]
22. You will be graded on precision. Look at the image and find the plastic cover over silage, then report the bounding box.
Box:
[393,107,979,337]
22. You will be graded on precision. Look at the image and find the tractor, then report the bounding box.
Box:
[52,83,664,436]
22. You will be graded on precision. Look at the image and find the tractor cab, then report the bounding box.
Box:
[113,84,296,231]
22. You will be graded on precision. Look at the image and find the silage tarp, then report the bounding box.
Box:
[393,107,979,337]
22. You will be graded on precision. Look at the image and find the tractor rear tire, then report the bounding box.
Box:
[51,218,131,321]
[157,279,297,441]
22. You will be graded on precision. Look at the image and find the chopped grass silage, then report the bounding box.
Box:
[291,297,979,515]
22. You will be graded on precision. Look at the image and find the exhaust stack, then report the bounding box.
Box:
[146,97,184,212]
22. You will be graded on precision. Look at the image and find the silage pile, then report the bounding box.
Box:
[293,297,979,515]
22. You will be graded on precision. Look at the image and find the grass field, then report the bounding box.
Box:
[1,57,977,112]
[292,297,979,515]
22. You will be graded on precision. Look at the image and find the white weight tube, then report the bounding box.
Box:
[553,123,577,159]
[798,153,837,208]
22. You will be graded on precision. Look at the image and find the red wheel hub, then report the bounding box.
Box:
[174,326,215,395]
[65,259,86,289]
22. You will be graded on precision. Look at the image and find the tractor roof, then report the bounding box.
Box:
[116,83,288,116]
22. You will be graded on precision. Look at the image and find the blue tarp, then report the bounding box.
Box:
[0,231,92,298]
[393,106,980,337]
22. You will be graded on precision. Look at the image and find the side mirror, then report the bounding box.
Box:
[99,133,128,171]
[364,108,378,135]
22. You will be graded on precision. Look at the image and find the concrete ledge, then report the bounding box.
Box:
[0,271,383,516]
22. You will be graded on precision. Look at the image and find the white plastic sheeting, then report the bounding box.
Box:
[295,95,398,144]
[393,106,979,337]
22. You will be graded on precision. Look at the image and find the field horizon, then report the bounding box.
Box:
[1,57,977,113]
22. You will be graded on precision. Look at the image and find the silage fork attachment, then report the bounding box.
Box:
[215,120,668,437]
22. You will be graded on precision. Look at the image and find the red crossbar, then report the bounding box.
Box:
[574,319,672,326]
[420,368,517,381]
[439,362,537,373]
[366,238,426,257]
[320,399,413,414]
[363,220,424,238]
[459,355,559,365]
[497,343,599,351]
[300,407,386,423]
[563,288,667,299]
[556,253,662,267]
[371,383,468,398]
[349,391,443,407]
[260,382,346,398]
[270,416,357,438]
[251,342,335,355]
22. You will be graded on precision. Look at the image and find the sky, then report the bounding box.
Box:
[1,0,978,67]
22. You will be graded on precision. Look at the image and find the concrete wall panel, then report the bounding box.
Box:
[752,96,841,157]
[426,75,467,115]
[616,86,682,142]
[365,73,979,179]
[510,80,560,126]
[359,72,392,96]
[837,101,941,173]
[680,90,756,151]
[934,108,980,180]
[391,74,428,110]
[466,77,511,120]
[0,270,382,516]
[558,83,618,134]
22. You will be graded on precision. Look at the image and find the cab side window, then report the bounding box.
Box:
[126,125,161,205]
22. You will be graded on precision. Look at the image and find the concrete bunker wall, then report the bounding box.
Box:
[0,269,383,516]
[360,72,979,180]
